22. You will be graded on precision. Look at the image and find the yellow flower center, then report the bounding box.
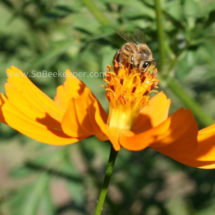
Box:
[104,63,158,130]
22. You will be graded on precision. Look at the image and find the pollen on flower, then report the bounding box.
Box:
[103,63,158,130]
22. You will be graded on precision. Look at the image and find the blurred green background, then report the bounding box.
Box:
[0,0,215,214]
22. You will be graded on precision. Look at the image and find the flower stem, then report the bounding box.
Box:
[154,0,165,72]
[94,145,118,215]
[167,79,214,126]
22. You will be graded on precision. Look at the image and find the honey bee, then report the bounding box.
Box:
[113,29,155,73]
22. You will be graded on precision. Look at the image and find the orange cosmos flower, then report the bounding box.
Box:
[0,65,215,169]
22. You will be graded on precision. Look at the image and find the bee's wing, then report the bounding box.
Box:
[114,28,146,45]
[131,29,147,44]
[114,28,136,44]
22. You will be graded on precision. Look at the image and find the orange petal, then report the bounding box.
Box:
[151,112,215,169]
[54,69,122,149]
[61,87,121,150]
[133,92,171,133]
[61,89,121,148]
[119,108,198,152]
[193,124,215,162]
[87,93,121,151]
[61,89,100,137]
[104,127,121,151]
[54,69,118,148]
[6,67,64,117]
[54,70,88,111]
[157,124,215,169]
[0,66,86,145]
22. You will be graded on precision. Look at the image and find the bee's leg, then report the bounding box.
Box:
[129,64,133,72]
[113,52,121,74]
[114,52,120,64]
[113,50,121,66]
[118,53,122,69]
[128,55,134,73]
[118,61,121,69]
[135,63,139,72]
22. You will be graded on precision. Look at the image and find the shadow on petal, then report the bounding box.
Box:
[120,109,198,154]
[133,92,171,134]
[36,113,73,138]
[54,70,89,111]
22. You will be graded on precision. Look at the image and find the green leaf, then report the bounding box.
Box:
[184,0,200,30]
[198,0,215,18]
[164,0,182,22]
[37,5,76,24]
[103,0,155,19]
[62,150,84,205]
[10,166,33,178]
[21,174,50,215]
[8,174,50,215]
[66,180,84,205]
[26,39,81,70]
[40,189,55,215]
[184,0,200,17]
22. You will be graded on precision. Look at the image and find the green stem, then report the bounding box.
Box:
[81,0,111,25]
[167,80,214,126]
[94,145,118,215]
[154,0,165,72]
[153,0,213,126]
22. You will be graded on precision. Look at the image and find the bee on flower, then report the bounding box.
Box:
[0,30,215,173]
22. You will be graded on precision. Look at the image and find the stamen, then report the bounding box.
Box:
[103,64,159,130]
